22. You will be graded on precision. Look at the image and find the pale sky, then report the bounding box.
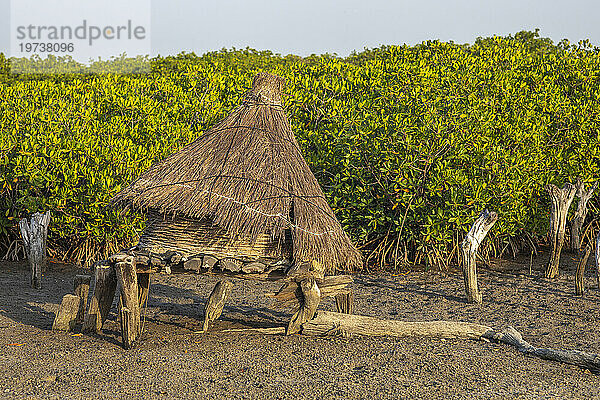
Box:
[1,0,599,58]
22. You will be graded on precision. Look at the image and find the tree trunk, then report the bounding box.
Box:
[202,280,233,332]
[286,278,321,335]
[575,244,592,296]
[545,183,577,279]
[461,209,498,303]
[82,262,117,333]
[570,180,597,252]
[113,254,140,347]
[19,211,50,289]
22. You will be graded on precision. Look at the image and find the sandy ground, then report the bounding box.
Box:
[0,250,599,400]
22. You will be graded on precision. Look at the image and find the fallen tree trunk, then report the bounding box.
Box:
[302,311,491,339]
[482,326,600,372]
[302,311,600,371]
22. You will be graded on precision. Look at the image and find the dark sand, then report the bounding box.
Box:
[1,251,599,399]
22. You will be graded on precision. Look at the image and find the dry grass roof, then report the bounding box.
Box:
[112,72,362,272]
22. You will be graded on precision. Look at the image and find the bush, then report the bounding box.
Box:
[1,33,599,269]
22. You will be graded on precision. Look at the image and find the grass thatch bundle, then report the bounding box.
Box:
[112,72,362,272]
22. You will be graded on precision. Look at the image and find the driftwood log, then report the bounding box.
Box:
[570,180,597,252]
[301,311,600,371]
[545,183,577,279]
[19,211,50,289]
[52,294,80,331]
[270,275,353,308]
[575,244,592,296]
[202,280,233,332]
[113,254,140,349]
[83,262,117,333]
[461,209,498,303]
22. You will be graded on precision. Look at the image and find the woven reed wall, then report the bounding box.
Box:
[138,212,292,261]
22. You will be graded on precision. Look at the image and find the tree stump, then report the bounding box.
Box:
[113,254,140,347]
[202,280,233,332]
[335,291,354,314]
[73,275,91,325]
[137,273,150,307]
[286,278,321,335]
[570,180,597,252]
[461,209,498,303]
[545,183,577,279]
[83,262,117,333]
[575,244,592,296]
[52,294,80,331]
[18,211,50,289]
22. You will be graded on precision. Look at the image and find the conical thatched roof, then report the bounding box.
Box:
[112,72,362,272]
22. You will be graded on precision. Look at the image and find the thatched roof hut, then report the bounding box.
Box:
[112,72,362,273]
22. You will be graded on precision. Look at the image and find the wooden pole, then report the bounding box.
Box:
[286,278,321,335]
[52,294,80,331]
[545,183,577,279]
[19,211,50,289]
[461,209,498,303]
[73,275,91,325]
[82,262,117,333]
[113,254,140,348]
[570,180,597,253]
[137,273,150,307]
[575,244,592,296]
[202,280,233,332]
[335,291,354,314]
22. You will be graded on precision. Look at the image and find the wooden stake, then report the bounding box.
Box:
[570,180,597,252]
[137,273,150,307]
[575,245,592,296]
[335,291,354,314]
[19,211,50,289]
[545,183,577,279]
[83,262,117,333]
[461,209,498,303]
[73,275,91,325]
[202,280,233,332]
[120,307,135,349]
[52,294,80,331]
[286,278,321,335]
[113,254,140,347]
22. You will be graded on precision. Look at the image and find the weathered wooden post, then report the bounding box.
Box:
[575,244,592,296]
[82,261,117,333]
[18,211,51,289]
[545,183,577,279]
[52,294,81,331]
[461,209,498,303]
[287,277,321,334]
[112,254,140,349]
[570,180,597,253]
[202,280,233,332]
[335,291,354,314]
